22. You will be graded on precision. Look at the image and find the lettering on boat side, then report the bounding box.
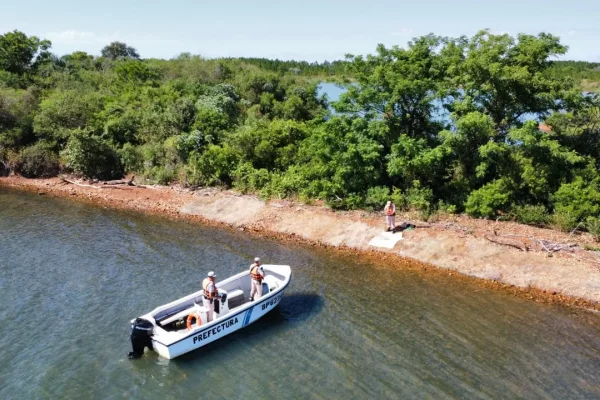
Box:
[192,317,239,344]
[261,293,283,311]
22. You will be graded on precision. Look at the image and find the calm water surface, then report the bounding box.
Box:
[1,188,599,399]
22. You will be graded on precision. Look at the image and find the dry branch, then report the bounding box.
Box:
[484,233,528,251]
[61,177,141,190]
[102,175,135,186]
[61,178,102,189]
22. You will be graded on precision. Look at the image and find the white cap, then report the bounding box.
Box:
[254,257,261,262]
[386,201,391,205]
[207,271,216,278]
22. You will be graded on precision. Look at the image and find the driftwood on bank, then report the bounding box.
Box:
[484,232,529,251]
[101,175,136,186]
[536,239,577,253]
[61,176,143,190]
[481,228,582,254]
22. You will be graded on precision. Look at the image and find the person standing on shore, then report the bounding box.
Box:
[384,201,396,232]
[249,257,265,301]
[202,271,218,322]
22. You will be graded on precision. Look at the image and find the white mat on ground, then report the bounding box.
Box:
[368,231,403,249]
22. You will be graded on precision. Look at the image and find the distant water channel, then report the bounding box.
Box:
[1,188,600,399]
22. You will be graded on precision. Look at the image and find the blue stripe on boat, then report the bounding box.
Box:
[243,308,253,327]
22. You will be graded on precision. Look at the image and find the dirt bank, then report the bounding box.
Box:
[2,176,600,311]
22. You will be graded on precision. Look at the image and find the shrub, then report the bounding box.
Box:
[185,144,238,186]
[339,193,365,210]
[552,178,600,223]
[551,210,579,232]
[585,217,600,241]
[509,204,550,226]
[62,133,123,180]
[16,142,59,178]
[465,179,513,218]
[436,200,457,214]
[151,165,177,185]
[232,162,271,194]
[176,130,204,162]
[364,186,391,211]
[0,148,20,176]
[119,143,143,173]
[404,180,433,213]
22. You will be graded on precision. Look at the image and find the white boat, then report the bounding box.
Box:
[128,264,291,359]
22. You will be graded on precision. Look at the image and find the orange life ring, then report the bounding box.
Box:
[186,313,202,330]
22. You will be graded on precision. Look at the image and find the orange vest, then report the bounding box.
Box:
[202,278,218,298]
[250,264,264,281]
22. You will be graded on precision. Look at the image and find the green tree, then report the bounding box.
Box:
[0,30,51,76]
[288,116,384,208]
[33,90,104,145]
[114,60,160,87]
[448,30,576,136]
[101,41,140,60]
[338,35,446,147]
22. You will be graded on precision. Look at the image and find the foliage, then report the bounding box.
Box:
[449,31,573,135]
[101,42,140,60]
[585,217,600,242]
[551,210,579,232]
[552,177,600,223]
[185,145,238,186]
[546,61,600,90]
[364,186,392,210]
[465,179,514,218]
[0,30,51,78]
[33,90,104,145]
[15,141,59,178]
[509,204,550,226]
[403,180,434,213]
[119,143,143,173]
[3,28,600,233]
[62,132,123,180]
[232,162,271,194]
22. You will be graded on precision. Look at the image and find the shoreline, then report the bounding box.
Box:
[2,175,600,312]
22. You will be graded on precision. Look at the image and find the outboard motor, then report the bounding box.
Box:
[128,318,154,359]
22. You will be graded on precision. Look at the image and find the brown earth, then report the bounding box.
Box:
[2,175,600,311]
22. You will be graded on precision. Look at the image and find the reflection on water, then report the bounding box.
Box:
[1,187,599,399]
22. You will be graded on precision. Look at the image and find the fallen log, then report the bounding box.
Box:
[484,233,528,251]
[102,175,135,186]
[61,178,102,189]
[61,177,139,190]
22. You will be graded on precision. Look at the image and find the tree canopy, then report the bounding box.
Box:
[101,41,140,60]
[0,30,51,76]
[2,29,600,232]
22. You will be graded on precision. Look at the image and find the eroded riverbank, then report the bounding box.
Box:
[2,175,599,310]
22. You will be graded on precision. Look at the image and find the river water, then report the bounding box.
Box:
[1,188,599,399]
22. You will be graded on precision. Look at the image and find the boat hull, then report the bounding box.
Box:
[152,285,287,359]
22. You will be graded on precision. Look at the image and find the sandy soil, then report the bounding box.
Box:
[2,175,599,310]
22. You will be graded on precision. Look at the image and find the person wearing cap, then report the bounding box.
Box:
[202,271,219,322]
[384,200,396,232]
[249,257,265,301]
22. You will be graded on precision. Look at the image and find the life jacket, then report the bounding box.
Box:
[385,205,395,216]
[250,264,264,281]
[202,278,218,299]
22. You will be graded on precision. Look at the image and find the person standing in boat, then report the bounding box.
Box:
[202,271,219,322]
[384,201,396,232]
[249,257,265,301]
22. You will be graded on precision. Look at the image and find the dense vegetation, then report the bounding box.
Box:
[2,29,600,233]
[547,61,600,91]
